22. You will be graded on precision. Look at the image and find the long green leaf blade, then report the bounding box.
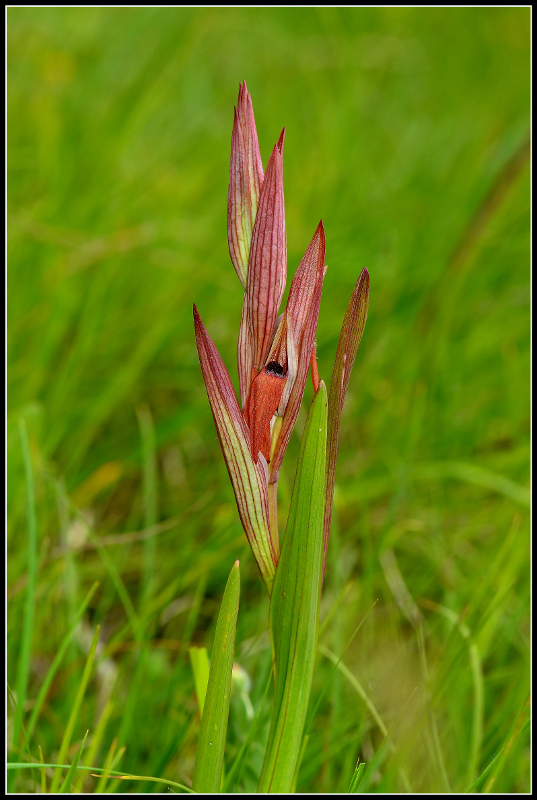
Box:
[348,760,366,792]
[49,625,100,793]
[11,419,39,763]
[58,729,88,793]
[25,581,99,743]
[192,560,240,794]
[189,646,210,715]
[258,381,328,793]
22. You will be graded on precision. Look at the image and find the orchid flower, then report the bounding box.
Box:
[192,82,370,794]
[194,81,367,595]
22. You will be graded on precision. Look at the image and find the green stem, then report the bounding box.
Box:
[268,479,279,559]
[268,415,283,563]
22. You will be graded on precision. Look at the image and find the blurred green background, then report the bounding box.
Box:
[8,7,529,793]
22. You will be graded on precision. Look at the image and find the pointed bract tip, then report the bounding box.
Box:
[277,127,285,154]
[314,219,325,242]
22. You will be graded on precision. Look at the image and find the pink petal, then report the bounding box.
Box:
[244,130,287,380]
[228,82,264,288]
[268,222,326,485]
[237,81,264,218]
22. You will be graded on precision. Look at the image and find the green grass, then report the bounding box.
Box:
[7,7,529,793]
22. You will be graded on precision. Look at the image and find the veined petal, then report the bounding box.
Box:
[237,81,264,220]
[194,305,278,590]
[245,129,287,378]
[228,82,264,288]
[268,222,326,485]
[286,221,326,343]
[323,268,369,575]
[237,294,255,409]
[264,312,287,374]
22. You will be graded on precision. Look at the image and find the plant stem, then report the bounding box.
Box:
[268,414,283,558]
[268,479,279,557]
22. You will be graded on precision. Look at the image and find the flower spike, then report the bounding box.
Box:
[196,83,369,598]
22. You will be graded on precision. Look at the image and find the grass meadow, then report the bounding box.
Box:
[7,7,530,793]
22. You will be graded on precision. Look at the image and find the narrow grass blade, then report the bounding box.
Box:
[192,560,240,793]
[189,646,210,715]
[324,269,369,574]
[8,762,194,793]
[12,419,39,757]
[89,530,143,641]
[7,683,37,789]
[136,403,158,603]
[305,603,375,738]
[38,746,46,794]
[49,625,100,792]
[352,730,391,793]
[94,738,123,793]
[258,382,327,793]
[222,670,272,792]
[74,696,114,793]
[466,713,530,793]
[25,581,99,743]
[348,760,366,792]
[58,729,88,793]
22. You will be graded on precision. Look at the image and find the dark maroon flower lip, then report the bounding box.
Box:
[265,361,284,376]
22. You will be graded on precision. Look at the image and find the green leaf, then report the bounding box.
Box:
[25,581,99,744]
[348,760,366,792]
[58,729,88,793]
[189,646,210,715]
[49,625,100,793]
[11,419,38,764]
[258,382,328,793]
[192,560,240,794]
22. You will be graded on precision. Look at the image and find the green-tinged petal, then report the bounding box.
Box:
[324,268,369,575]
[192,561,240,794]
[194,305,278,591]
[258,383,327,793]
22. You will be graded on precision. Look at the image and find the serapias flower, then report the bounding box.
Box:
[194,82,325,592]
[195,81,369,594]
